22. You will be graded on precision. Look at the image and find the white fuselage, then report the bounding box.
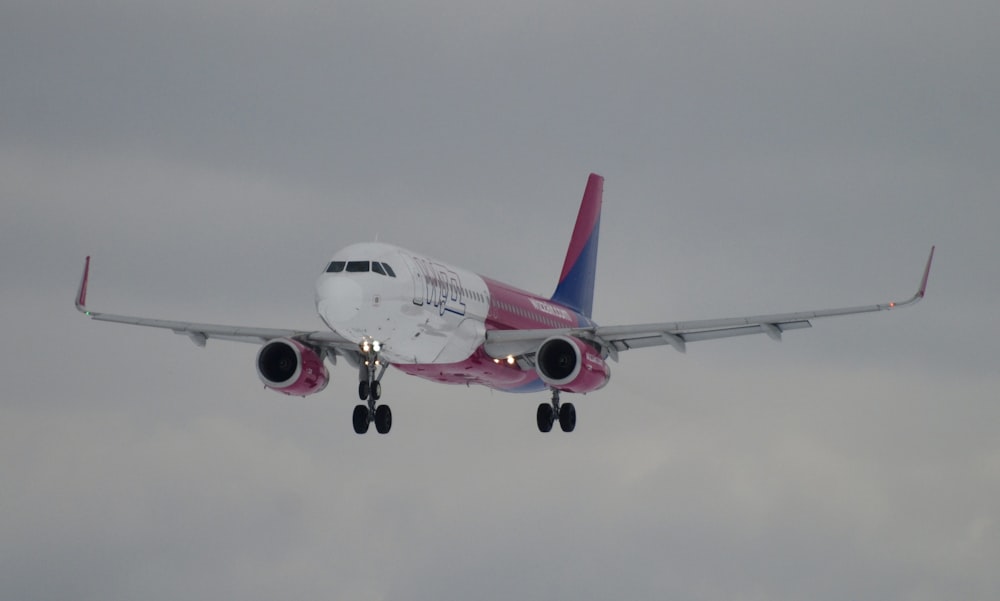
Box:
[315,242,491,364]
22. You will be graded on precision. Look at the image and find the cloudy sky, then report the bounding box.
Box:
[2,1,998,599]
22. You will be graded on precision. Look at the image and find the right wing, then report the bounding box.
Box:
[485,246,935,361]
[75,257,357,359]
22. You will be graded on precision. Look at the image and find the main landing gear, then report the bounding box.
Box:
[537,388,576,433]
[353,339,392,434]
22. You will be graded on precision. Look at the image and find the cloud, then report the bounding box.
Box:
[1,1,998,600]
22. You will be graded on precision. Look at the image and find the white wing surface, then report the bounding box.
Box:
[485,246,935,361]
[74,257,355,355]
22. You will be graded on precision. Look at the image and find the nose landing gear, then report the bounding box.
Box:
[353,338,392,434]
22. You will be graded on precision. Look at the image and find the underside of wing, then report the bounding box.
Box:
[486,246,934,360]
[74,257,357,360]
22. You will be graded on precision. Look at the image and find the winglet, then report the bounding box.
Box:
[889,246,934,309]
[916,245,935,299]
[75,256,91,314]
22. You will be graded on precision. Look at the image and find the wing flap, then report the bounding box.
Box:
[87,312,304,345]
[598,320,812,351]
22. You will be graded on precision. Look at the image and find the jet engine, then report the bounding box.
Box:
[256,338,329,396]
[535,335,610,393]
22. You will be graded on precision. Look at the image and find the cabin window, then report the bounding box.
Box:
[326,261,345,273]
[346,261,370,273]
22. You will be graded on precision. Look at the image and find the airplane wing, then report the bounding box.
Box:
[485,246,935,361]
[74,257,356,358]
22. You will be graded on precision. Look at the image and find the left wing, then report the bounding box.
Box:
[486,246,935,361]
[75,257,356,357]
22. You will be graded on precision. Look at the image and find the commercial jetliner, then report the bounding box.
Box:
[75,174,934,434]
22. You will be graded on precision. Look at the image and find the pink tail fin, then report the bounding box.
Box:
[551,174,603,318]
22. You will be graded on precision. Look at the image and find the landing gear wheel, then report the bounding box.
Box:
[371,380,381,402]
[374,405,392,434]
[352,405,370,434]
[559,402,577,433]
[536,403,555,433]
[358,380,370,401]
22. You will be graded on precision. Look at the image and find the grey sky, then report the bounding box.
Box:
[2,1,998,600]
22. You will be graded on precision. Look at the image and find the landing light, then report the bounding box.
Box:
[373,340,381,352]
[506,355,515,365]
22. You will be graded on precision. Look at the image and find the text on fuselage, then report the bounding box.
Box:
[411,256,467,317]
[529,298,572,322]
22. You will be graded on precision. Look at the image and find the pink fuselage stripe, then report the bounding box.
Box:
[483,277,581,330]
[393,347,542,391]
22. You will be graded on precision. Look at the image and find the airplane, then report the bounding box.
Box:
[75,174,935,434]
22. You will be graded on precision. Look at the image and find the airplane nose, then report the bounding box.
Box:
[316,276,363,324]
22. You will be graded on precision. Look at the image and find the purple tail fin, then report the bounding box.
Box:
[551,173,603,318]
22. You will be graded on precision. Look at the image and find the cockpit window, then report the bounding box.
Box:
[328,259,393,275]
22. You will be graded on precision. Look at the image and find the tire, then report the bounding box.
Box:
[352,405,370,434]
[358,380,370,401]
[371,380,382,401]
[374,404,393,434]
[559,402,576,433]
[536,403,554,433]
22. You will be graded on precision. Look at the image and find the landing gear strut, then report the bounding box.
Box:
[353,338,391,434]
[537,388,576,433]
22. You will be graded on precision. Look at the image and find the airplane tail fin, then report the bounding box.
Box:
[551,173,603,319]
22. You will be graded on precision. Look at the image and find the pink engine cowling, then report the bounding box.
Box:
[535,335,610,393]
[256,338,329,396]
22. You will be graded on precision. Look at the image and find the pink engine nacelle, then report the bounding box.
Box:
[256,338,329,397]
[535,335,611,394]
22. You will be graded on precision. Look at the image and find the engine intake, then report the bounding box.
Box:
[535,335,610,393]
[256,338,329,396]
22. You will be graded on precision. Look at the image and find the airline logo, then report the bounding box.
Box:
[584,351,606,371]
[410,255,467,317]
[529,298,572,322]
